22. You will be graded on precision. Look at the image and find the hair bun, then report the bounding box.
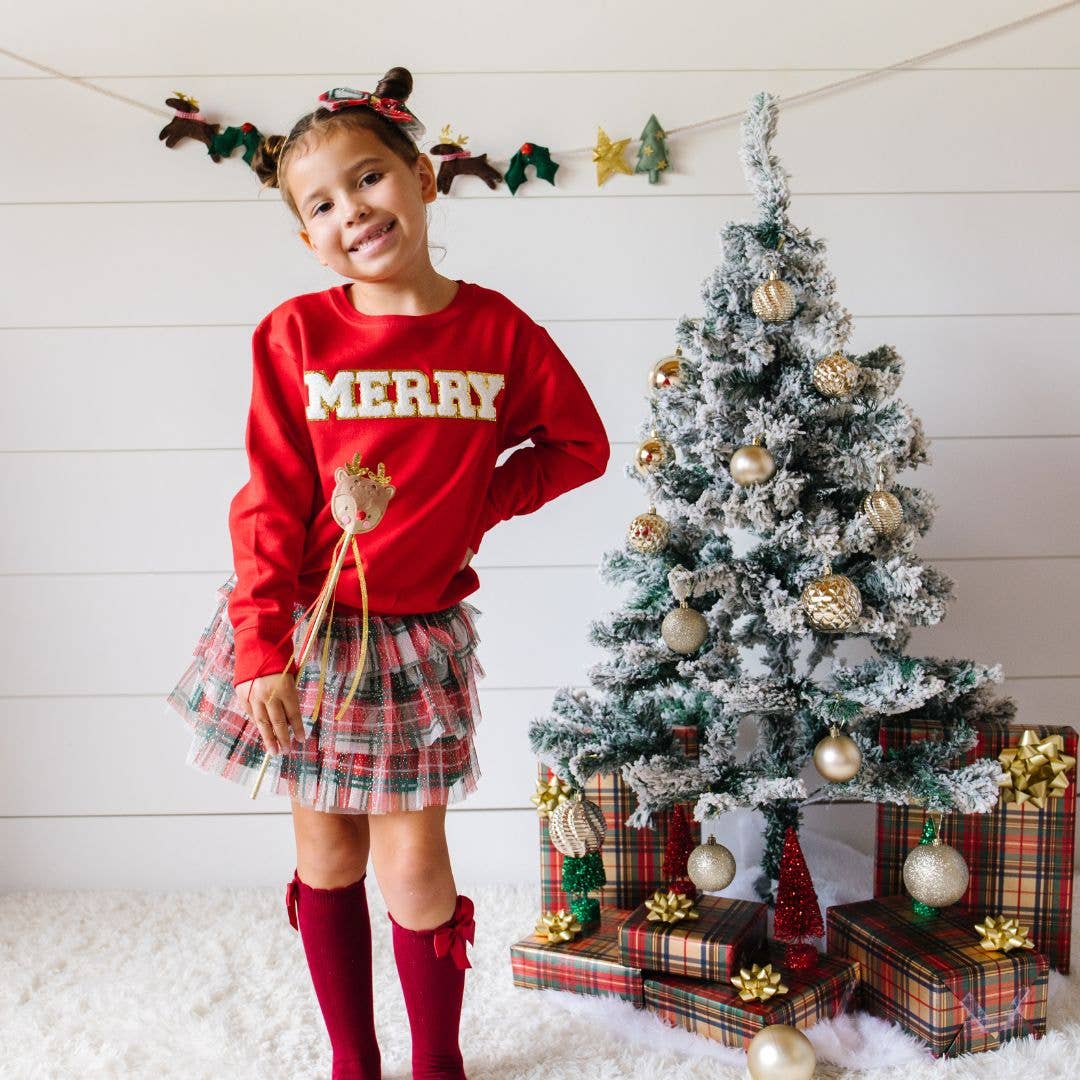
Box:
[374,66,413,103]
[251,134,286,187]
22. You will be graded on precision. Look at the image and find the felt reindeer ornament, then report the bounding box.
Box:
[249,451,396,798]
[428,125,504,194]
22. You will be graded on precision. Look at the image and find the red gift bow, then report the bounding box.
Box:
[433,895,475,969]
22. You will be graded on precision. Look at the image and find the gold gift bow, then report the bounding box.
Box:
[974,914,1036,953]
[997,730,1076,809]
[534,909,583,943]
[644,889,700,923]
[730,962,790,1002]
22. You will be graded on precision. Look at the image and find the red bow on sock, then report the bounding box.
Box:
[433,895,475,970]
[286,874,299,932]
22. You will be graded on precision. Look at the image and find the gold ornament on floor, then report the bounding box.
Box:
[592,126,634,185]
[635,435,671,473]
[548,793,606,857]
[997,729,1076,810]
[729,436,776,486]
[747,1024,817,1080]
[661,600,708,655]
[731,962,790,1003]
[649,350,684,391]
[974,914,1036,954]
[627,507,670,555]
[751,270,797,322]
[813,724,863,782]
[903,834,969,908]
[534,909,583,943]
[686,837,737,891]
[530,774,573,817]
[800,559,862,632]
[863,477,904,537]
[644,889,700,924]
[812,351,860,396]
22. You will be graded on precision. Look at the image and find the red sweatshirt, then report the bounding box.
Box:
[226,278,610,686]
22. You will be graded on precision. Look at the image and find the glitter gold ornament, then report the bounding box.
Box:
[644,889,700,924]
[729,436,775,486]
[686,837,736,891]
[661,600,708,655]
[813,725,863,782]
[731,962,790,1003]
[751,270,796,322]
[863,483,904,537]
[974,914,1036,954]
[800,560,862,632]
[627,506,670,555]
[902,835,969,908]
[592,126,634,185]
[530,773,573,816]
[812,351,860,396]
[534,908,583,943]
[548,794,606,857]
[649,350,684,391]
[747,1024,816,1080]
[997,729,1076,809]
[635,435,670,473]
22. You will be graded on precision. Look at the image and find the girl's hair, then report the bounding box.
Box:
[252,66,422,223]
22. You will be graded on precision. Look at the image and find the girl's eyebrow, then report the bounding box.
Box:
[302,157,385,207]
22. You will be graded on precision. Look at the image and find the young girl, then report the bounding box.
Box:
[166,66,609,1079]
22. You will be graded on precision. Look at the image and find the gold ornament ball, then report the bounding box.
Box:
[635,437,670,473]
[801,570,862,632]
[812,352,861,396]
[903,840,970,908]
[649,353,683,391]
[627,508,670,555]
[813,725,863,782]
[729,442,776,486]
[686,837,736,891]
[661,602,708,655]
[548,795,606,858]
[747,1024,817,1080]
[863,488,904,536]
[752,270,797,322]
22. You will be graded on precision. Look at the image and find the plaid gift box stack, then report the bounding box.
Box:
[875,719,1077,972]
[644,945,860,1050]
[828,895,1049,1057]
[538,724,701,911]
[510,905,645,1007]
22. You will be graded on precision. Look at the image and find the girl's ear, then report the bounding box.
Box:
[298,229,328,267]
[416,154,438,205]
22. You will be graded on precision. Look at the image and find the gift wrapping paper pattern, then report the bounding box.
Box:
[509,905,644,1006]
[875,719,1076,972]
[643,945,860,1049]
[617,894,767,982]
[827,895,1048,1057]
[538,725,700,911]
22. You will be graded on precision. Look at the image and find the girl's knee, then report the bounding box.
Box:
[291,803,370,885]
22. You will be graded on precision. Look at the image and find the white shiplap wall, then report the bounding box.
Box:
[2,1,1078,890]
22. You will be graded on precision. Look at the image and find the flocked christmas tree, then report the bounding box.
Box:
[529,91,1013,901]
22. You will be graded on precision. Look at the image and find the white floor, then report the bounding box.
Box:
[2,831,1077,1079]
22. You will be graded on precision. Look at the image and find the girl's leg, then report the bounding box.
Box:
[368,804,473,1080]
[288,800,381,1080]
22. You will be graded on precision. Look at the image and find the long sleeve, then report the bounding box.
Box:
[468,319,609,554]
[227,316,319,686]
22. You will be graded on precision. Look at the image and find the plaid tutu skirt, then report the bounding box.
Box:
[165,573,485,815]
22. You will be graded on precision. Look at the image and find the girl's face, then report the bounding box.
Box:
[289,125,437,285]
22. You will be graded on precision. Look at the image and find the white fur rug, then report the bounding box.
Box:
[2,829,1077,1079]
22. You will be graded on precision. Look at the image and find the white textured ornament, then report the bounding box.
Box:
[661,601,708,655]
[687,837,736,891]
[863,487,904,536]
[902,839,970,908]
[548,795,606,857]
[627,507,670,555]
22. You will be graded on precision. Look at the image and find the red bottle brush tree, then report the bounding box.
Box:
[773,826,824,972]
[662,803,698,898]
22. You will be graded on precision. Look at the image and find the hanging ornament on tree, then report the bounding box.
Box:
[504,141,559,195]
[635,434,671,473]
[627,507,670,555]
[811,351,861,397]
[800,558,862,632]
[902,814,969,912]
[773,827,824,973]
[648,349,684,390]
[633,114,670,184]
[863,467,904,537]
[746,1024,817,1080]
[592,126,634,185]
[428,125,503,193]
[813,724,862,782]
[729,436,775,486]
[548,794,605,857]
[687,836,737,892]
[661,600,708,655]
[751,269,797,322]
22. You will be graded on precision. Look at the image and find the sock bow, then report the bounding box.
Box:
[433,895,475,970]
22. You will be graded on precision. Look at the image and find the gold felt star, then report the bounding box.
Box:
[592,127,634,186]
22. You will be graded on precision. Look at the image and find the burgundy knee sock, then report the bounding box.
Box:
[286,868,382,1080]
[388,895,475,1080]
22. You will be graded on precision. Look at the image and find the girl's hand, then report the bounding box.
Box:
[236,673,305,756]
[458,547,475,571]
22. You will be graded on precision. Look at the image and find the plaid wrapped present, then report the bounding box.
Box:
[618,894,767,982]
[509,905,644,1007]
[644,945,860,1050]
[828,895,1049,1057]
[538,724,700,911]
[875,719,1076,972]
